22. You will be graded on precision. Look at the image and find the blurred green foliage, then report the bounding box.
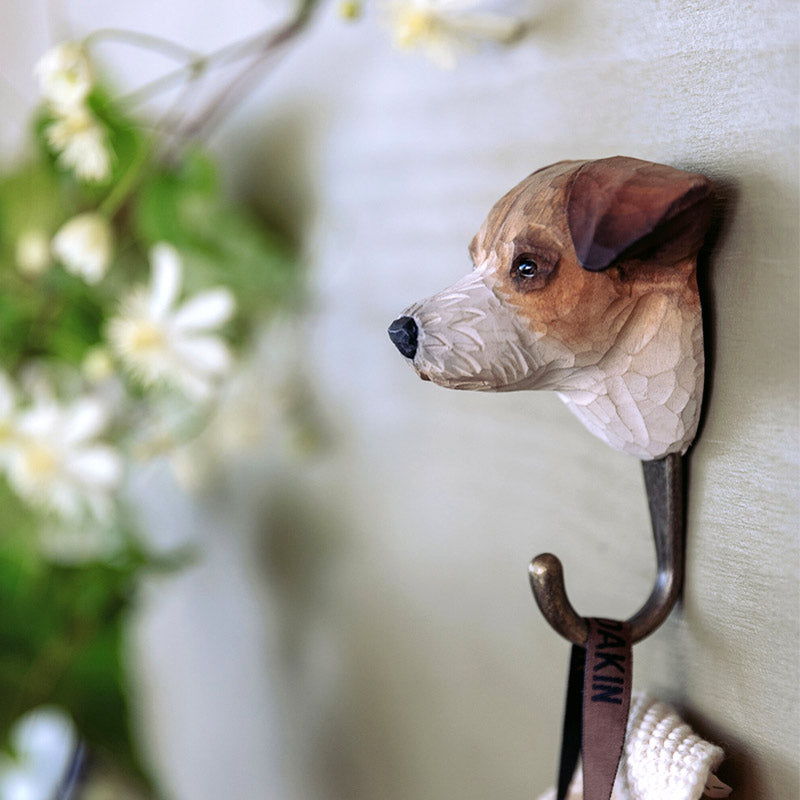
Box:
[0,75,303,792]
[0,484,147,784]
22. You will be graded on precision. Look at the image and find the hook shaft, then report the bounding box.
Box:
[529,453,684,645]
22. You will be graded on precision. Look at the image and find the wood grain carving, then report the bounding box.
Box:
[388,157,714,460]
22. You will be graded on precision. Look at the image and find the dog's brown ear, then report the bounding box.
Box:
[566,156,713,271]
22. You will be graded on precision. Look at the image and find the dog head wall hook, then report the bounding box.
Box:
[388,156,714,460]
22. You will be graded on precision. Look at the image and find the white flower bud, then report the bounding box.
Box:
[45,107,112,183]
[15,229,52,277]
[52,213,113,284]
[35,42,93,112]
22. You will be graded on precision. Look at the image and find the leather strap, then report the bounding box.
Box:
[555,618,633,800]
[556,642,585,800]
[582,618,632,800]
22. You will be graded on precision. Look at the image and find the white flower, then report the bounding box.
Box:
[52,213,113,284]
[15,229,52,278]
[5,395,123,521]
[0,706,77,800]
[384,0,524,68]
[0,706,78,800]
[35,41,93,112]
[45,106,112,182]
[108,243,236,401]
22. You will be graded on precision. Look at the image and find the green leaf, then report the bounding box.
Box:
[0,262,106,369]
[0,160,68,251]
[131,149,219,248]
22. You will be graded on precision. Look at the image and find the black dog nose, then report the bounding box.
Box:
[388,316,418,359]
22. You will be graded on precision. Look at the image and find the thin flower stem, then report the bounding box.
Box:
[118,26,290,109]
[172,50,278,141]
[173,5,316,143]
[119,66,201,109]
[97,136,153,219]
[84,28,202,63]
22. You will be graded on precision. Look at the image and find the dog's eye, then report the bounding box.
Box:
[509,250,557,292]
[515,256,540,277]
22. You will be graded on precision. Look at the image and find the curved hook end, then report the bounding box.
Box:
[528,553,588,646]
[528,552,562,585]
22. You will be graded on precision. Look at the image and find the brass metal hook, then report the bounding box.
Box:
[528,453,684,646]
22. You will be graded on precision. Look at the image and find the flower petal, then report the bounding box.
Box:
[16,404,60,438]
[173,289,236,331]
[60,124,112,183]
[174,371,214,402]
[11,706,76,772]
[62,399,108,445]
[66,447,123,489]
[149,244,182,317]
[171,334,232,376]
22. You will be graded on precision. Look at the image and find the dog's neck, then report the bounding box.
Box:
[547,291,704,460]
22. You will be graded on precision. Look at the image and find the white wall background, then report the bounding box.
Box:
[2,1,798,798]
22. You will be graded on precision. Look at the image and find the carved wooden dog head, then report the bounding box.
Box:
[388,157,713,460]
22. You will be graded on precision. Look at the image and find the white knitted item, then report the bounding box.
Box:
[537,693,729,800]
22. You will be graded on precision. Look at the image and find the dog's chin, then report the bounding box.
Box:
[410,363,490,390]
[410,360,537,392]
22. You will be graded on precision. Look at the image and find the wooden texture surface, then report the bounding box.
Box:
[391,157,712,458]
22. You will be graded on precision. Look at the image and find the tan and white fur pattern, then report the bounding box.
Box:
[390,157,713,460]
